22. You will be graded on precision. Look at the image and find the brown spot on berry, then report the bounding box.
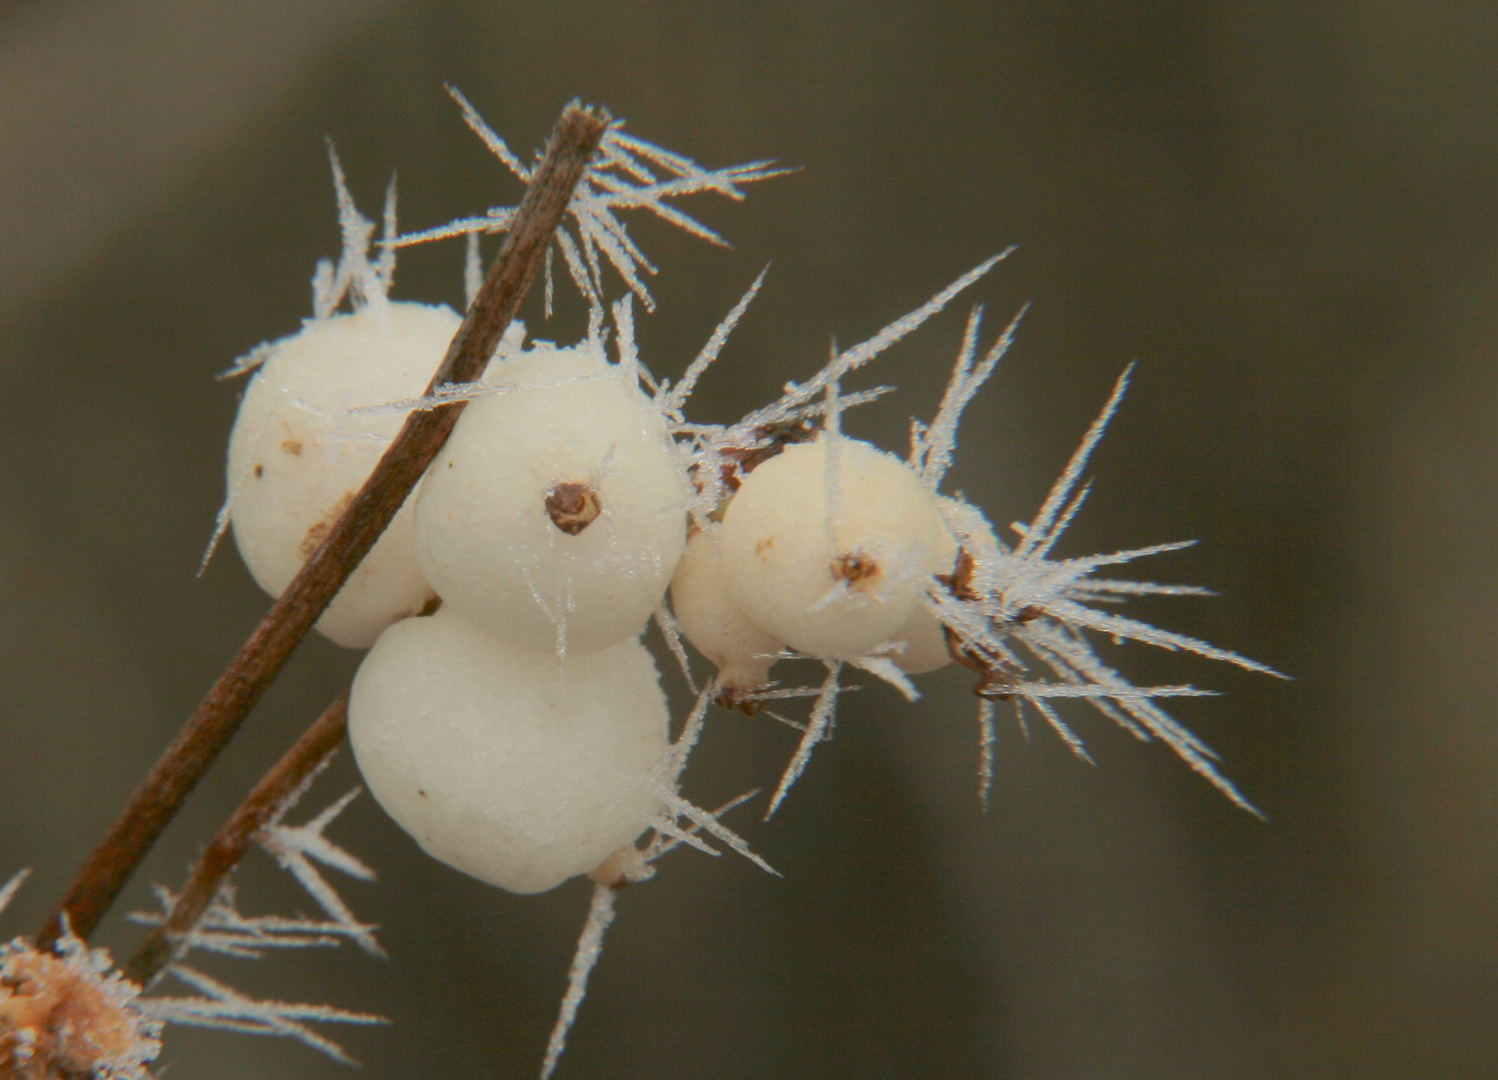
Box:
[280,439,303,456]
[252,463,264,480]
[831,550,880,585]
[299,490,355,559]
[545,482,602,535]
[755,536,775,558]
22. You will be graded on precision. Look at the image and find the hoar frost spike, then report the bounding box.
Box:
[396,86,791,316]
[907,316,1288,813]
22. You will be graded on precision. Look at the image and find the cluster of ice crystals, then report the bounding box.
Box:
[127,766,388,1064]
[140,965,384,1067]
[652,251,1281,821]
[397,87,789,315]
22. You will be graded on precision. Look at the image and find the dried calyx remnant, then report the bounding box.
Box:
[545,482,602,535]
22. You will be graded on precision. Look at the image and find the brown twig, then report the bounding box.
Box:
[40,103,610,949]
[121,693,350,987]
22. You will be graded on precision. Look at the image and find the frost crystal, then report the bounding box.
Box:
[141,965,384,1066]
[671,255,1012,520]
[257,785,384,958]
[396,87,790,314]
[129,781,386,1064]
[540,788,765,1080]
[128,882,374,960]
[903,323,1283,813]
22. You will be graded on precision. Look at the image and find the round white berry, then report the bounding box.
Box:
[348,605,669,895]
[670,526,783,694]
[719,436,949,659]
[888,518,959,674]
[226,302,460,648]
[414,340,691,657]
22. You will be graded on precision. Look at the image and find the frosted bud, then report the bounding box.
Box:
[348,606,669,895]
[670,526,784,696]
[226,302,460,648]
[414,340,691,656]
[719,436,948,659]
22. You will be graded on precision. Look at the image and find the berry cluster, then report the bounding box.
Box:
[216,93,1278,1074]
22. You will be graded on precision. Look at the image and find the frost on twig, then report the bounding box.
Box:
[257,786,384,959]
[126,782,386,1064]
[397,86,791,315]
[141,964,385,1066]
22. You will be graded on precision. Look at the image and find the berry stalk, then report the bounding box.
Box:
[40,102,610,948]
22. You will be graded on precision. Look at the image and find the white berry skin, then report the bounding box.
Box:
[671,527,784,691]
[348,606,669,895]
[414,341,691,656]
[719,436,949,659]
[226,302,460,648]
[889,521,959,674]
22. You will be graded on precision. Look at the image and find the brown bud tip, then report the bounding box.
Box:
[545,482,602,535]
[830,550,880,585]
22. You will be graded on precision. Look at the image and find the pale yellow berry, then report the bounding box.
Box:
[719,436,949,659]
[670,526,783,693]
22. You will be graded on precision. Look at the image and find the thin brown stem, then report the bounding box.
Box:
[121,693,350,987]
[40,103,610,949]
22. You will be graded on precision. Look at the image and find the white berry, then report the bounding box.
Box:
[348,605,669,895]
[226,302,460,648]
[888,518,959,674]
[670,526,784,694]
[719,436,949,659]
[414,340,691,657]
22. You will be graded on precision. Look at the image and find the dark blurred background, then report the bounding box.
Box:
[0,1,1494,1077]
